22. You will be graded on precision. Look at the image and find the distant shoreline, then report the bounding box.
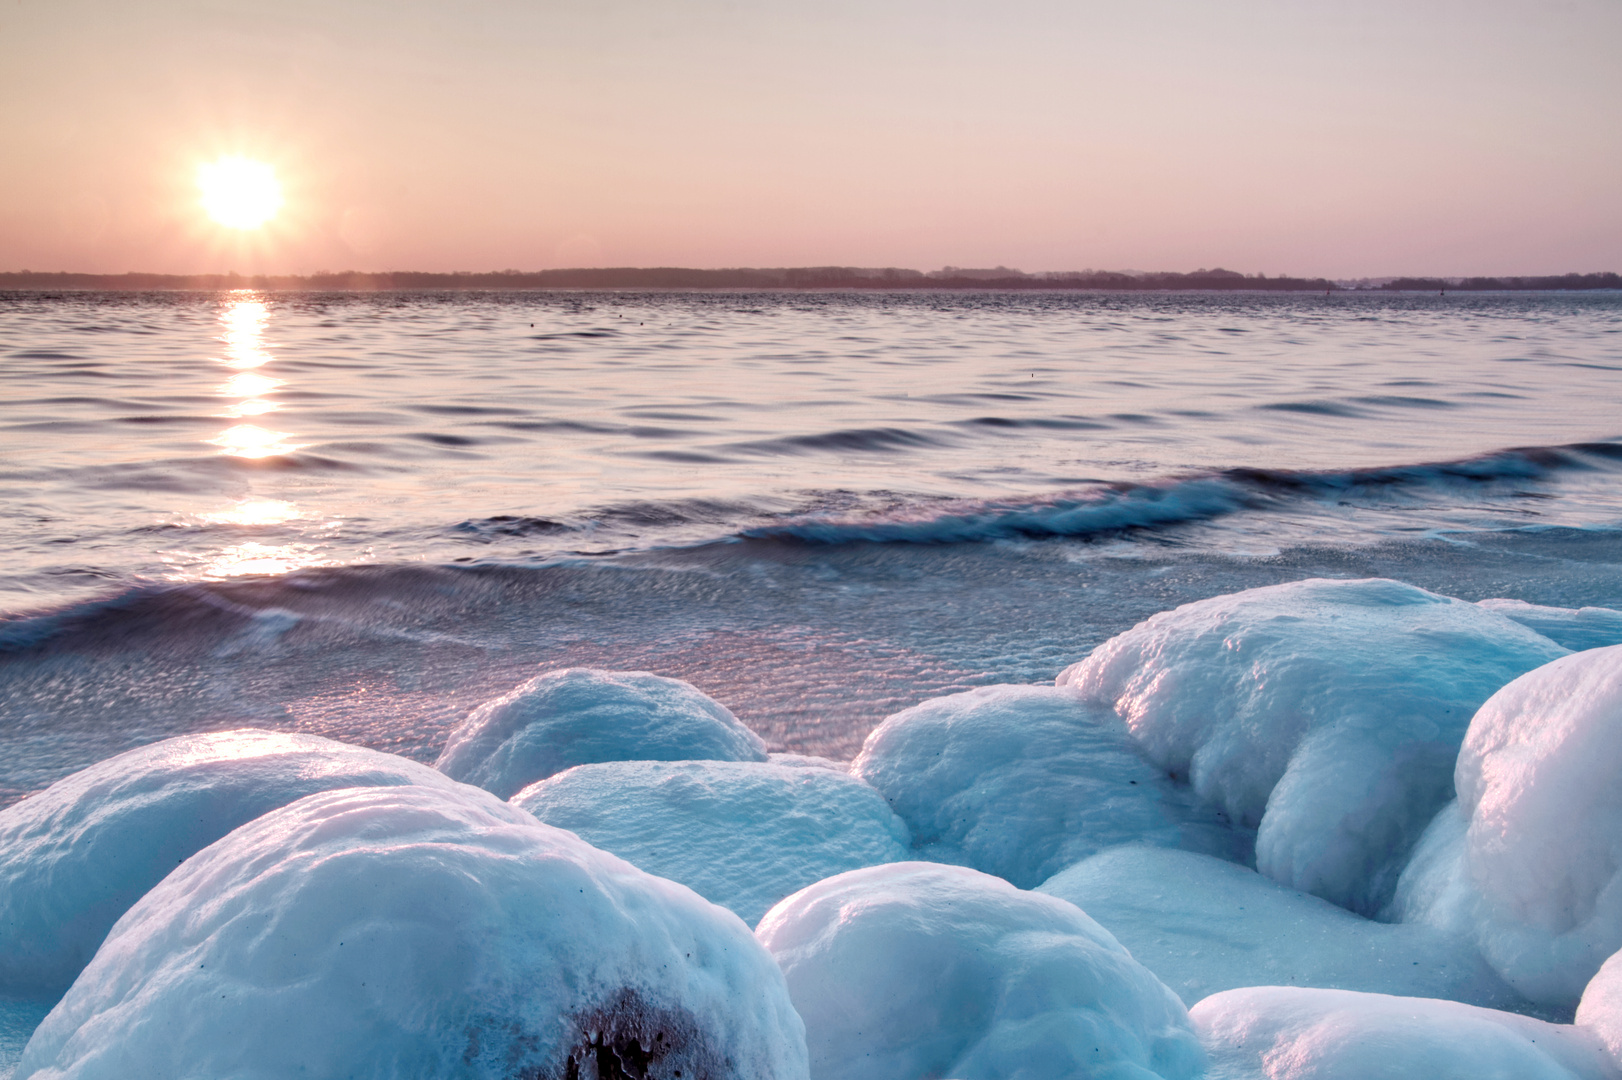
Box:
[1,268,1618,293]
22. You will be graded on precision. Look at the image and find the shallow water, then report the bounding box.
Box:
[2,289,1621,801]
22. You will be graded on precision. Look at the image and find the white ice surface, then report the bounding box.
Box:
[1392,644,1622,1009]
[435,667,767,798]
[1193,986,1619,1080]
[1039,845,1527,1011]
[1577,950,1622,1066]
[1477,599,1622,653]
[0,729,459,998]
[852,684,1248,889]
[510,759,910,926]
[17,783,808,1080]
[1060,577,1566,914]
[756,861,1204,1080]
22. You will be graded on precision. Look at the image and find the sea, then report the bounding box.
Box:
[2,288,1620,807]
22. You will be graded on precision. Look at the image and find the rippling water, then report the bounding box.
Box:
[2,289,1620,799]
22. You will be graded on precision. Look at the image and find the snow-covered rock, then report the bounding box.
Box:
[1477,599,1622,653]
[0,729,459,998]
[1060,578,1566,914]
[1393,644,1622,1010]
[17,783,808,1080]
[1578,950,1622,1068]
[511,759,909,926]
[1038,846,1524,1010]
[852,684,1248,889]
[436,667,767,798]
[1193,986,1619,1080]
[756,861,1204,1080]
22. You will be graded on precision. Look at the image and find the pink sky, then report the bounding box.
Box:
[2,0,1618,278]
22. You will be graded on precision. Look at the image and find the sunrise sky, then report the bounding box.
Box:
[2,0,1618,278]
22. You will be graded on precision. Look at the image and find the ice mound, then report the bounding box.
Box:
[1477,598,1622,652]
[436,667,768,798]
[1060,577,1567,914]
[1038,846,1524,1010]
[17,784,808,1080]
[1392,644,1622,1009]
[756,861,1204,1080]
[1577,950,1622,1065]
[851,684,1248,889]
[0,729,459,998]
[1193,986,1617,1080]
[510,759,910,926]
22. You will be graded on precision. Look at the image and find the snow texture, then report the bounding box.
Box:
[436,667,768,798]
[0,729,459,998]
[851,684,1249,889]
[511,759,910,926]
[1392,644,1622,1010]
[756,861,1204,1080]
[1477,599,1622,653]
[1059,577,1567,914]
[1577,950,1622,1067]
[17,783,808,1080]
[1193,986,1619,1080]
[1038,845,1525,1010]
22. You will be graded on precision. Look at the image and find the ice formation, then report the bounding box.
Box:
[1477,598,1622,653]
[17,783,808,1080]
[1577,950,1622,1065]
[1193,986,1619,1080]
[1038,845,1524,1009]
[1392,644,1622,1009]
[435,667,768,798]
[756,862,1204,1080]
[511,759,910,926]
[0,729,459,997]
[1059,577,1566,914]
[851,684,1248,888]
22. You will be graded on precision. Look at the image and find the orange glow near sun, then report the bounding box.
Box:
[198,156,283,229]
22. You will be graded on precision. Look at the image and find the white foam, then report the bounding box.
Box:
[1393,644,1622,1009]
[435,667,767,798]
[1038,845,1525,1010]
[756,861,1204,1080]
[0,729,458,998]
[852,684,1248,888]
[17,783,807,1080]
[1193,986,1618,1080]
[1060,577,1566,914]
[511,759,909,926]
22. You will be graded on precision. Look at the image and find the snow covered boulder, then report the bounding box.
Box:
[511,759,910,926]
[851,684,1248,889]
[1578,950,1622,1068]
[1393,645,1622,1010]
[1192,986,1618,1080]
[436,667,768,798]
[17,784,808,1080]
[1038,846,1524,1010]
[0,729,460,998]
[1477,599,1622,653]
[1059,577,1566,914]
[756,862,1204,1080]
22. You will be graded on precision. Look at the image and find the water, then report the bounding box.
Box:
[2,289,1621,803]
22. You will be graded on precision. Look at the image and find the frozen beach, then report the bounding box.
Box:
[3,288,1622,1077]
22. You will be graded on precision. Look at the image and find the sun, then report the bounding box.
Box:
[198,156,283,230]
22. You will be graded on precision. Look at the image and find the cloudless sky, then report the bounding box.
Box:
[2,0,1618,277]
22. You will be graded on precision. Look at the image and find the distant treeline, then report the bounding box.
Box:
[1378,273,1622,292]
[1,267,1617,293]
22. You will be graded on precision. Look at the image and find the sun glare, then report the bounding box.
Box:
[198,156,283,229]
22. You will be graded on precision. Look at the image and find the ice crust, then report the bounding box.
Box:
[1060,577,1567,914]
[756,861,1204,1080]
[1393,644,1622,1009]
[510,759,910,926]
[17,783,809,1080]
[1577,950,1622,1065]
[1193,986,1619,1080]
[1038,845,1525,1010]
[0,729,459,998]
[435,667,768,798]
[852,684,1249,889]
[1477,599,1622,653]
